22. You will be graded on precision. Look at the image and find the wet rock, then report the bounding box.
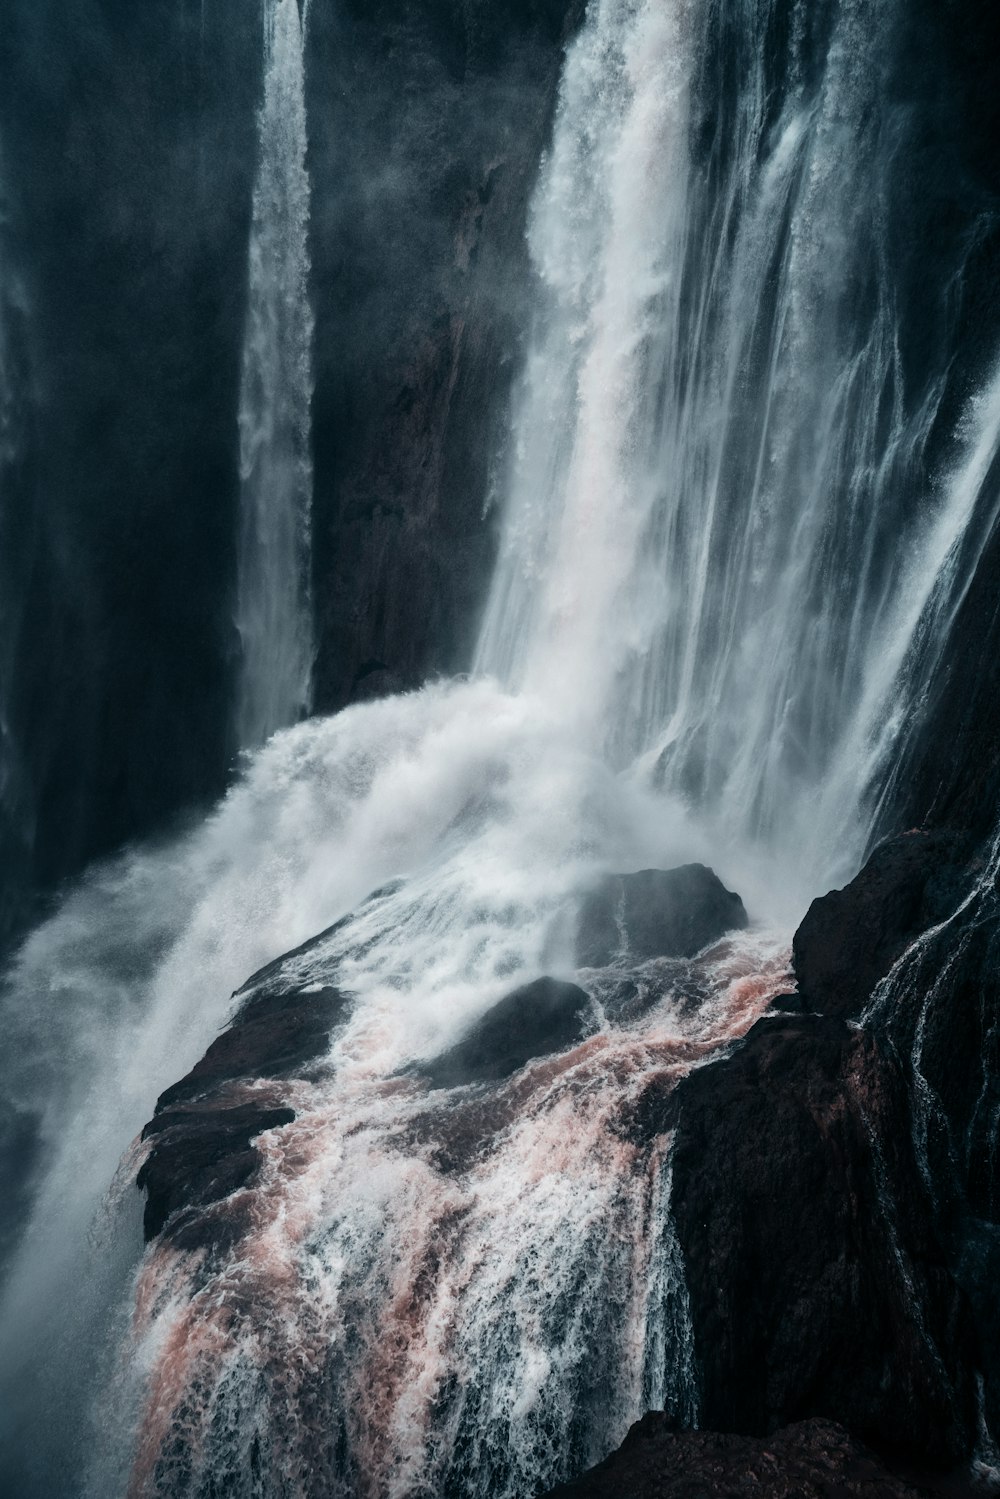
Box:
[769,989,806,1013]
[138,1101,295,1246]
[793,831,973,1019]
[157,982,350,1110]
[577,865,748,968]
[542,1415,978,1498]
[857,871,1000,1439]
[419,975,592,1088]
[310,1,586,716]
[138,950,353,1245]
[655,1013,976,1467]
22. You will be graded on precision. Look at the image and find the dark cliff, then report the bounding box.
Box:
[0,0,583,944]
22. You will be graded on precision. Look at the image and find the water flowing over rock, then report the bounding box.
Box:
[121,855,791,1496]
[792,832,976,1019]
[3,0,1000,1495]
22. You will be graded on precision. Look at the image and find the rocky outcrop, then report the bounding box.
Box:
[541,1416,979,1498]
[792,831,975,1018]
[577,865,748,968]
[137,960,351,1250]
[616,829,997,1477]
[659,1012,976,1467]
[418,975,591,1088]
[136,857,748,1247]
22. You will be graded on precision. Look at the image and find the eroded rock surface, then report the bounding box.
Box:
[542,1416,979,1498]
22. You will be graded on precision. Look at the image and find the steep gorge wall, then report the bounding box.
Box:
[0,0,581,942]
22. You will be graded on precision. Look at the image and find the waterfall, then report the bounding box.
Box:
[3,0,1000,1494]
[0,153,31,933]
[0,167,17,827]
[477,0,998,896]
[234,0,314,751]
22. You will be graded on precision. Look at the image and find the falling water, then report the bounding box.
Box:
[477,0,1000,896]
[234,0,314,751]
[0,153,32,933]
[3,0,1000,1495]
[0,166,17,827]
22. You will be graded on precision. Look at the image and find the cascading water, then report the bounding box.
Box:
[477,0,1000,898]
[0,165,17,835]
[0,152,32,937]
[234,0,315,751]
[3,0,1000,1495]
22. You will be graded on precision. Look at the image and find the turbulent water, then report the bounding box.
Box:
[2,0,1000,1494]
[478,0,1000,893]
[234,0,315,750]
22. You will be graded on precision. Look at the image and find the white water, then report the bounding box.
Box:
[0,680,733,1494]
[122,929,785,1499]
[3,0,1000,1493]
[0,174,15,826]
[234,0,315,750]
[478,0,1000,895]
[0,152,32,907]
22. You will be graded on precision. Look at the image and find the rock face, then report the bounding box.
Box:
[308,0,586,714]
[577,865,749,968]
[419,975,592,1088]
[661,1013,975,1467]
[0,0,585,948]
[137,960,351,1250]
[782,820,1000,1438]
[623,827,998,1477]
[793,831,974,1019]
[541,1416,975,1499]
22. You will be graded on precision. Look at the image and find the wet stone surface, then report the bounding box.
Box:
[542,1416,984,1498]
[577,865,749,968]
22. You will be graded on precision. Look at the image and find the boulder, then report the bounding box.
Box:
[418,975,591,1088]
[577,865,748,968]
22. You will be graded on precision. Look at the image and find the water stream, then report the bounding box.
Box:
[234,0,315,751]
